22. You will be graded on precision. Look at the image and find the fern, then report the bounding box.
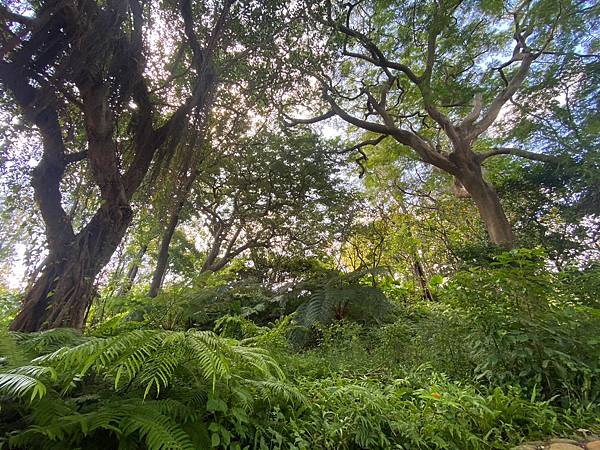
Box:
[11,328,84,355]
[1,329,285,449]
[291,269,394,333]
[29,329,282,398]
[292,282,393,347]
[8,399,201,450]
[0,373,48,402]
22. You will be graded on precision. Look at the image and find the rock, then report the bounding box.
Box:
[511,446,538,450]
[586,441,600,450]
[547,444,582,450]
[550,439,580,445]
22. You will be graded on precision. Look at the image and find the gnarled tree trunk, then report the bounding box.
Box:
[10,207,133,331]
[2,0,232,331]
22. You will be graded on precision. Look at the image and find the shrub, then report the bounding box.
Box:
[443,249,600,404]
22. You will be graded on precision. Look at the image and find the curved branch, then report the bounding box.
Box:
[459,93,483,128]
[321,10,420,84]
[338,134,388,155]
[479,147,561,164]
[472,52,535,138]
[324,88,454,172]
[283,110,335,126]
[323,88,393,135]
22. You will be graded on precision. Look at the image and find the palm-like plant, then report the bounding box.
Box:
[288,269,394,345]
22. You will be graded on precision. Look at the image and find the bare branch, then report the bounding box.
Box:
[324,87,455,172]
[322,10,420,84]
[64,150,88,164]
[479,147,562,164]
[283,110,335,126]
[338,134,388,155]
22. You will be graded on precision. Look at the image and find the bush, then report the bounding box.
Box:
[443,249,600,404]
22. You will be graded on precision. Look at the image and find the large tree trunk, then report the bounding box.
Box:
[458,168,515,248]
[10,208,132,331]
[3,0,230,332]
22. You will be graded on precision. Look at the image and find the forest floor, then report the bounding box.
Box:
[515,437,600,449]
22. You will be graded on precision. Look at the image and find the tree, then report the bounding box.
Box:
[287,0,597,247]
[147,127,356,295]
[0,0,235,330]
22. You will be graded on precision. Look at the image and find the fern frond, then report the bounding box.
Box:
[12,328,84,355]
[118,402,196,450]
[230,345,284,380]
[31,329,282,400]
[246,378,306,406]
[6,365,57,380]
[0,373,48,401]
[8,399,197,450]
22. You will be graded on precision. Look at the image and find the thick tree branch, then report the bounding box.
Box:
[64,150,88,164]
[0,4,36,26]
[323,88,454,172]
[0,61,75,250]
[283,110,335,126]
[459,93,483,128]
[472,52,535,138]
[323,88,394,136]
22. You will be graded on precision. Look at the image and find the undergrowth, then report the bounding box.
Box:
[1,250,599,449]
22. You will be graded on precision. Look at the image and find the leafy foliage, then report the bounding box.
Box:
[0,329,283,449]
[2,250,600,448]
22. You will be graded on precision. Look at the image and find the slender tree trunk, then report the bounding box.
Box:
[412,260,434,301]
[148,214,180,298]
[117,244,148,296]
[148,170,199,297]
[458,168,515,248]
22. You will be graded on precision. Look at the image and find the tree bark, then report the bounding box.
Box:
[10,207,133,331]
[412,259,434,301]
[457,168,515,248]
[148,169,200,297]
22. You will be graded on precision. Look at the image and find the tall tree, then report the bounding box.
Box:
[287,0,598,247]
[146,128,356,295]
[0,0,234,330]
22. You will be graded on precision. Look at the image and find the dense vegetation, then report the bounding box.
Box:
[1,0,599,448]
